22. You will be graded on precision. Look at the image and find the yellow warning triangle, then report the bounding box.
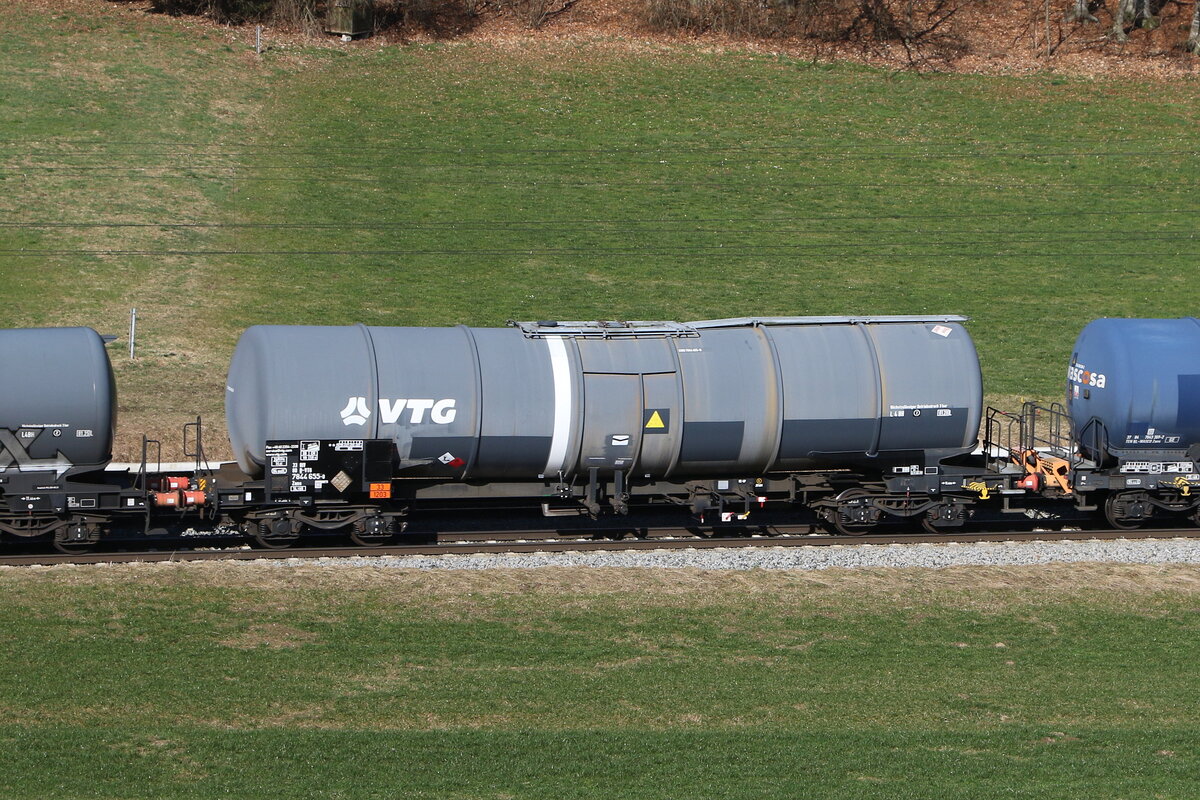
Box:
[645,411,665,429]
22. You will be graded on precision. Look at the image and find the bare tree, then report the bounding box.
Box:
[1111,0,1157,40]
[1188,0,1200,52]
[1064,0,1096,23]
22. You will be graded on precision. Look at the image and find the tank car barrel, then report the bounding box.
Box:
[224,317,984,481]
[0,327,116,472]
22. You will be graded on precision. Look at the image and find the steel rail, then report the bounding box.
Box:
[3,525,1199,567]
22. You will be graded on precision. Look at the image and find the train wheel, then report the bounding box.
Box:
[54,537,96,554]
[833,518,873,536]
[251,519,300,549]
[1104,492,1150,531]
[53,521,100,555]
[831,490,879,536]
[920,503,967,535]
[350,515,395,548]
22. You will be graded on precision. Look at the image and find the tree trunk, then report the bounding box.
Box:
[1135,0,1159,29]
[1111,0,1134,39]
[1064,0,1096,23]
[1188,0,1200,52]
[1112,0,1160,37]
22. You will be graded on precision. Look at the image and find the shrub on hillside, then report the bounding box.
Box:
[148,0,315,25]
[643,0,967,47]
[141,0,967,45]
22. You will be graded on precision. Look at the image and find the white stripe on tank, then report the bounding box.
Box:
[543,336,572,477]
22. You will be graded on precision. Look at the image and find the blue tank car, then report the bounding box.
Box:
[1067,317,1200,463]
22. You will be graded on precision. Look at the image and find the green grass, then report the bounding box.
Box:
[4,11,1200,796]
[222,49,1200,403]
[3,726,1197,798]
[0,564,1198,798]
[4,5,1200,455]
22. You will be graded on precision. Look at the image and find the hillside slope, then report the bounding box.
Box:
[105,0,1200,77]
[2,0,1198,462]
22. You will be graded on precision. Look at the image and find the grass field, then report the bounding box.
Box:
[2,2,1200,458]
[3,13,1200,794]
[1,562,1198,798]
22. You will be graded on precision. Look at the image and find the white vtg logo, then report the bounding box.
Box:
[340,397,458,426]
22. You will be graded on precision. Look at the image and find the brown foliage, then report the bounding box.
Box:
[372,0,581,31]
[135,0,969,40]
[643,0,967,45]
[638,0,971,64]
[99,0,1200,80]
[147,0,319,27]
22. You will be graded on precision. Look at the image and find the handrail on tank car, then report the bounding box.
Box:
[688,315,969,328]
[1019,402,1076,460]
[983,406,1024,467]
[183,416,215,479]
[1074,416,1110,466]
[984,402,1087,463]
[985,403,1095,493]
[135,434,161,494]
[508,320,700,338]
[509,315,971,339]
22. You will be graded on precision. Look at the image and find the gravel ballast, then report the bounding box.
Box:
[269,537,1200,571]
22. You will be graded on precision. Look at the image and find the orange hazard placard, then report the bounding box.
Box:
[369,483,392,499]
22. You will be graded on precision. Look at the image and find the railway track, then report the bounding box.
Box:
[3,524,1199,567]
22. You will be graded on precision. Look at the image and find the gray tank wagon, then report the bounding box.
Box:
[225,316,983,483]
[16,314,1200,553]
[0,327,116,473]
